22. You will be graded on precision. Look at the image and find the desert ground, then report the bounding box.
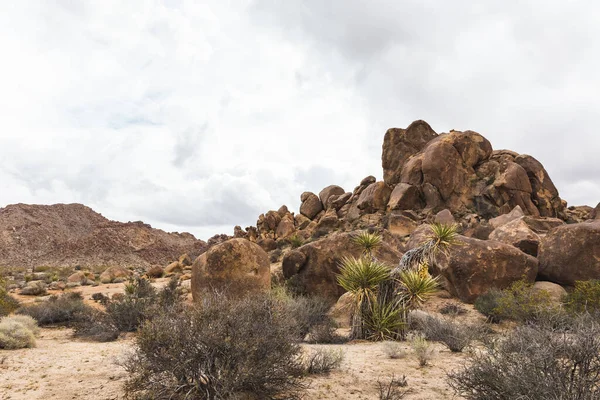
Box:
[1,281,478,400]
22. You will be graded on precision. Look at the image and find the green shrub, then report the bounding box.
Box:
[0,277,20,317]
[474,288,503,322]
[105,276,157,332]
[288,234,304,249]
[122,293,305,399]
[364,299,406,341]
[0,316,36,349]
[17,292,93,325]
[303,348,344,374]
[564,280,600,314]
[448,314,600,399]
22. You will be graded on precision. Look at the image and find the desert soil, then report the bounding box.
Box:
[2,283,474,399]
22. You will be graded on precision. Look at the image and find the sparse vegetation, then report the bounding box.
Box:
[409,333,435,367]
[0,315,38,349]
[0,276,20,316]
[439,302,467,316]
[288,234,304,249]
[381,341,406,359]
[564,279,600,314]
[304,348,345,375]
[105,276,157,332]
[448,313,600,400]
[377,375,409,400]
[416,314,481,352]
[17,292,93,325]
[122,293,305,400]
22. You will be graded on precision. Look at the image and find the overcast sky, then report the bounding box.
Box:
[1,1,599,240]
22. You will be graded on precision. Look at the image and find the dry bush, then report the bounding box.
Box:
[439,302,467,316]
[17,292,93,325]
[123,293,305,399]
[409,333,435,367]
[381,341,406,359]
[304,348,344,374]
[105,276,157,332]
[564,280,600,314]
[448,314,600,400]
[417,315,482,352]
[377,374,409,400]
[0,316,37,349]
[73,309,120,342]
[0,277,20,317]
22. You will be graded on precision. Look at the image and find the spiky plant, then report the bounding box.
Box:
[336,256,391,339]
[363,299,406,341]
[397,223,460,271]
[352,231,383,257]
[396,266,440,310]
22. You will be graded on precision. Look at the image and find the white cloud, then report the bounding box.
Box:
[0,1,599,240]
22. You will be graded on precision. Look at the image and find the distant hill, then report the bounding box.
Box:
[0,203,206,269]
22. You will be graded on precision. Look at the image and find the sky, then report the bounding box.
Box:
[1,1,599,240]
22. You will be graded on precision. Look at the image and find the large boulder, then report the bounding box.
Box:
[99,266,132,284]
[387,183,424,211]
[191,238,270,301]
[433,236,538,303]
[281,232,402,303]
[319,185,345,208]
[488,217,541,257]
[299,192,323,220]
[514,154,563,218]
[538,221,600,285]
[356,182,392,214]
[382,120,438,186]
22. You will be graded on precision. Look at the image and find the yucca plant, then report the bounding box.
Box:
[397,222,460,271]
[352,231,383,257]
[396,266,440,310]
[363,299,406,341]
[336,256,391,339]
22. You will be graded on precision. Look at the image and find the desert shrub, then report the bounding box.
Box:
[19,280,47,296]
[122,293,305,400]
[0,316,36,349]
[288,234,304,249]
[105,276,157,332]
[17,292,93,325]
[409,333,434,367]
[0,277,20,317]
[448,314,600,400]
[493,280,556,323]
[73,310,120,342]
[6,315,39,336]
[91,292,109,303]
[363,299,406,341]
[564,279,600,314]
[439,302,467,316]
[381,341,406,359]
[377,375,409,400]
[417,315,480,352]
[474,288,503,322]
[303,348,344,374]
[278,290,338,342]
[396,267,439,310]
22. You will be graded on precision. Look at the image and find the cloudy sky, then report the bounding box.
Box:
[1,1,598,239]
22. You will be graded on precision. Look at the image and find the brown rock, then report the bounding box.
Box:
[532,281,567,303]
[591,203,600,220]
[387,213,418,237]
[382,120,438,185]
[360,175,377,186]
[257,238,277,252]
[191,238,270,301]
[299,192,323,220]
[319,185,346,208]
[281,232,402,303]
[489,206,525,229]
[179,254,192,267]
[356,182,392,214]
[387,183,424,211]
[275,216,295,239]
[330,192,352,210]
[434,236,538,303]
[514,154,563,217]
[421,137,470,202]
[294,213,311,230]
[264,210,282,231]
[521,216,565,233]
[277,205,289,217]
[67,271,94,285]
[146,265,164,278]
[164,261,183,275]
[434,209,455,225]
[488,217,540,257]
[328,292,353,329]
[99,266,132,284]
[538,221,600,285]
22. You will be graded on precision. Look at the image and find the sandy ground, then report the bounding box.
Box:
[2,284,478,399]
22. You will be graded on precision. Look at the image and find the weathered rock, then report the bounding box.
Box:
[434,209,455,225]
[146,265,164,278]
[532,281,567,303]
[356,182,392,214]
[591,203,600,220]
[233,225,246,238]
[514,154,563,217]
[433,236,538,303]
[387,183,424,211]
[538,221,600,285]
[330,192,352,211]
[299,192,323,220]
[277,205,289,217]
[257,238,277,252]
[164,261,183,275]
[382,120,438,185]
[521,216,565,233]
[319,185,346,208]
[328,292,353,329]
[264,210,282,231]
[489,206,525,229]
[191,238,270,301]
[294,213,311,230]
[489,218,541,257]
[360,175,377,186]
[462,222,494,240]
[179,254,192,267]
[100,266,132,284]
[314,209,340,235]
[67,271,94,285]
[275,216,295,239]
[387,213,418,237]
[281,232,402,303]
[20,281,47,296]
